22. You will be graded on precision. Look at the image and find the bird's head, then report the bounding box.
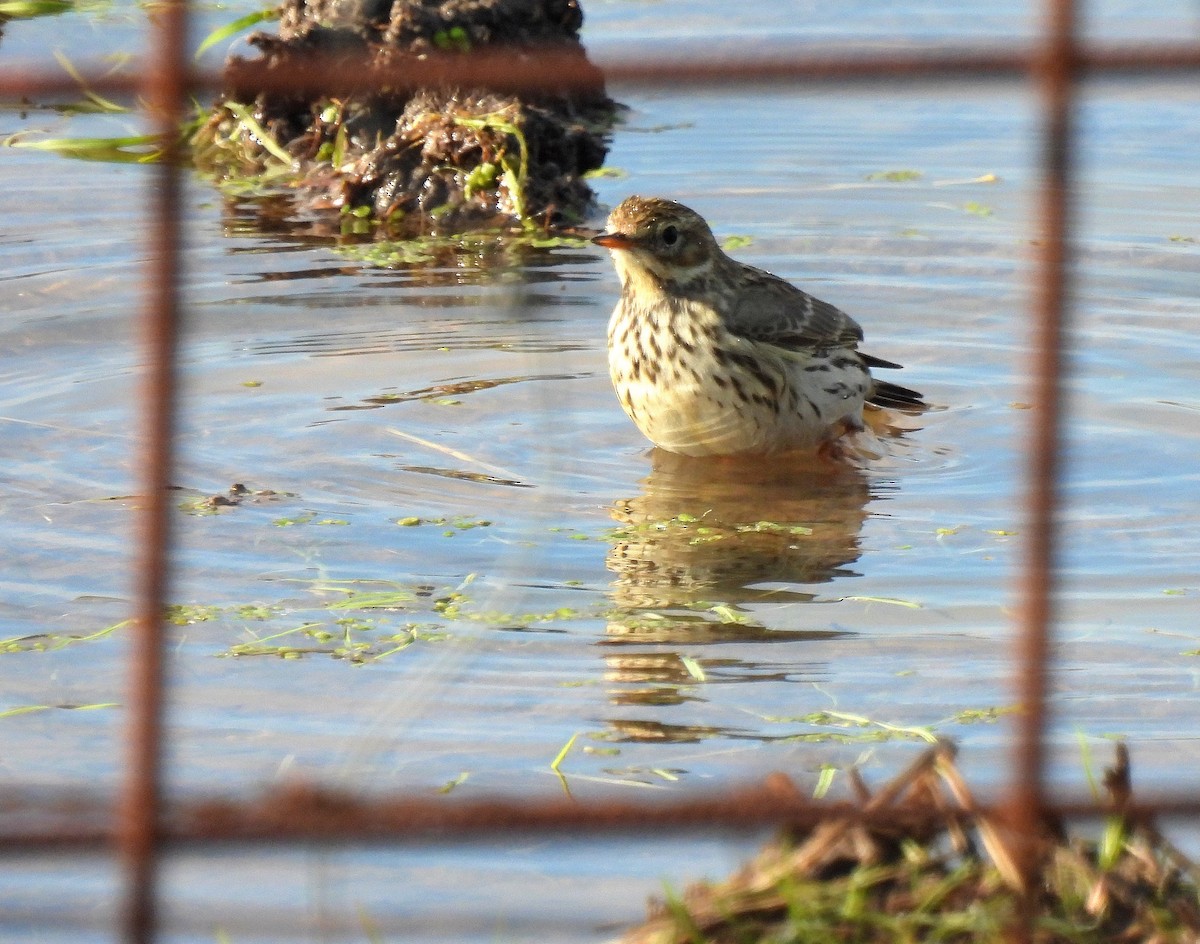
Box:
[592,196,722,294]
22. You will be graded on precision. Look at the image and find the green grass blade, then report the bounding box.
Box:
[0,0,72,17]
[550,732,580,773]
[4,132,163,163]
[53,49,127,114]
[813,764,837,799]
[195,7,280,60]
[222,100,294,166]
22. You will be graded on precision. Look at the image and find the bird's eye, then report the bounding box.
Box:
[661,224,680,247]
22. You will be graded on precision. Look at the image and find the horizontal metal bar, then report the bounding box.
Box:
[2,788,1199,851]
[1,43,1199,101]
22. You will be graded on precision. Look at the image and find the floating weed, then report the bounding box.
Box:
[443,515,493,536]
[582,745,621,757]
[4,131,162,163]
[523,234,591,249]
[771,710,936,745]
[963,200,995,217]
[950,705,1019,724]
[370,625,450,662]
[452,606,584,631]
[205,571,590,662]
[705,604,755,626]
[866,169,923,182]
[179,483,292,516]
[0,701,119,719]
[437,772,470,794]
[191,603,273,623]
[915,172,997,189]
[164,604,224,625]
[840,595,922,609]
[310,580,417,610]
[721,234,754,251]
[325,588,416,610]
[394,514,492,535]
[272,511,349,527]
[225,621,325,658]
[224,619,446,662]
[179,495,228,516]
[351,234,461,266]
[584,165,629,179]
[602,765,688,784]
[735,521,813,537]
[0,619,128,654]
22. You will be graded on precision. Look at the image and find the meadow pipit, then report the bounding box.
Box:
[593,196,923,457]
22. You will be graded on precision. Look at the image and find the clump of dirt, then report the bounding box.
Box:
[617,744,1200,944]
[191,0,616,236]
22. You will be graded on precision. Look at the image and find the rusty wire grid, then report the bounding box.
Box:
[2,0,1200,941]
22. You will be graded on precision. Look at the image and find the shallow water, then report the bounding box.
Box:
[2,1,1200,940]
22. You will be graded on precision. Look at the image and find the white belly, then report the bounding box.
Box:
[609,333,868,457]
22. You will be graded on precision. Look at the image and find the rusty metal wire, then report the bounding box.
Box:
[3,42,1200,101]
[1006,0,1079,909]
[117,1,190,940]
[2,0,1200,941]
[7,782,1200,853]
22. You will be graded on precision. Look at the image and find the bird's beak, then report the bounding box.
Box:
[591,232,637,250]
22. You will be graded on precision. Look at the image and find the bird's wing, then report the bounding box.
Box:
[725,271,865,353]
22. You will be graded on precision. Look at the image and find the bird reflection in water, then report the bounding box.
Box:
[600,448,882,744]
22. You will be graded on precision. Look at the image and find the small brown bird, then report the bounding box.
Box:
[592,196,923,457]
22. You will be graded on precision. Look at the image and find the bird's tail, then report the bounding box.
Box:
[868,378,925,410]
[860,353,925,410]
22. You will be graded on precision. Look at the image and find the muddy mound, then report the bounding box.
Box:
[192,0,616,235]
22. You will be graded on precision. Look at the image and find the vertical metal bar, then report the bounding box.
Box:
[119,1,190,941]
[1010,0,1077,907]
